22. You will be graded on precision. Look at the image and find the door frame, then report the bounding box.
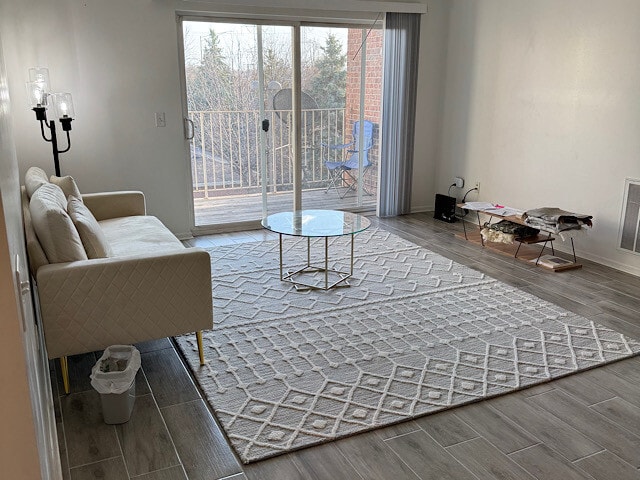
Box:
[177,15,302,235]
[176,15,382,235]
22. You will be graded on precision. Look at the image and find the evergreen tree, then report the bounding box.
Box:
[263,47,291,90]
[187,29,233,111]
[309,34,346,109]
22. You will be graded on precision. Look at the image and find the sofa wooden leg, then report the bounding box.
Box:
[60,356,70,394]
[196,331,205,365]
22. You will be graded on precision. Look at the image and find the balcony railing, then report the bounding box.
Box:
[188,108,376,199]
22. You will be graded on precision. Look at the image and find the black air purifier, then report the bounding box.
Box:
[434,194,457,223]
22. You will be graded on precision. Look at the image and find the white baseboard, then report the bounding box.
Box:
[566,248,640,277]
[410,204,433,213]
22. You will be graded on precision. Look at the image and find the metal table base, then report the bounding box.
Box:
[278,234,355,291]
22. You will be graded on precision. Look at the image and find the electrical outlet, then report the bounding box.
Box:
[454,176,464,188]
[474,181,480,194]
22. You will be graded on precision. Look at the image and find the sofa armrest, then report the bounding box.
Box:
[36,248,213,359]
[81,191,146,220]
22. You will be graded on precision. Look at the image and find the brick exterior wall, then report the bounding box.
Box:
[346,29,383,127]
[345,28,383,194]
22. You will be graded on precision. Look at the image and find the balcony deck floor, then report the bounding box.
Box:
[194,187,377,227]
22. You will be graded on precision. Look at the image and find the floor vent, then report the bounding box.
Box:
[619,179,640,254]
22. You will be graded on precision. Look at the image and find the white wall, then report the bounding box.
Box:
[0,28,60,479]
[1,0,195,236]
[0,87,42,480]
[438,0,640,275]
[411,0,450,212]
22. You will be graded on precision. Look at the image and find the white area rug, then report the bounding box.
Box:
[175,229,640,463]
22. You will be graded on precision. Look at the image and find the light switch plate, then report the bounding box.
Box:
[155,112,166,127]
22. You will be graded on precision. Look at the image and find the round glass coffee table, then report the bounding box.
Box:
[261,209,371,291]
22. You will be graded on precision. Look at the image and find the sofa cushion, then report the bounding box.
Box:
[21,187,49,274]
[29,184,88,263]
[99,216,184,257]
[50,175,82,201]
[68,195,113,259]
[25,166,49,198]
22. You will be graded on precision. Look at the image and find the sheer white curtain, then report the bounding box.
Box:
[379,12,421,217]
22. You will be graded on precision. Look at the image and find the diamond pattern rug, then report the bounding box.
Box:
[175,229,640,463]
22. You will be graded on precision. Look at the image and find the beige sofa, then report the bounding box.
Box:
[22,167,213,393]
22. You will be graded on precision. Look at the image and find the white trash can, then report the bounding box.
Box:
[90,345,141,424]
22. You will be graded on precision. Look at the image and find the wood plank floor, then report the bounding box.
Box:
[54,213,640,480]
[193,187,376,226]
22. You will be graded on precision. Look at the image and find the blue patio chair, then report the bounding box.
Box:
[323,120,375,198]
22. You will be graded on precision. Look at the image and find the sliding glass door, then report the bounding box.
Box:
[182,20,291,227]
[180,18,382,230]
[300,25,382,211]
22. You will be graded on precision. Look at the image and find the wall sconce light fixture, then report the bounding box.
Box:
[26,67,74,176]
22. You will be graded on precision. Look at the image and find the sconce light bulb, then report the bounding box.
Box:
[50,92,74,121]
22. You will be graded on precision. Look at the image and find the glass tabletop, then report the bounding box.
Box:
[262,210,371,237]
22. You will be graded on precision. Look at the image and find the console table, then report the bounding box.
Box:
[457,204,582,271]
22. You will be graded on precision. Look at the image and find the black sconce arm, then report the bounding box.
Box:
[58,131,71,154]
[39,119,52,142]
